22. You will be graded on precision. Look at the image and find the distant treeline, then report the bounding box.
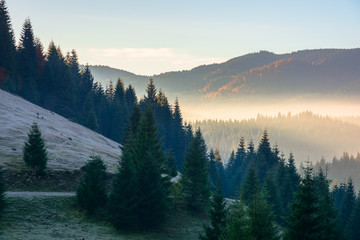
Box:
[314,152,360,191]
[0,1,189,169]
[193,111,360,164]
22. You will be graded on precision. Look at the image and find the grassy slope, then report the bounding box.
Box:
[0,195,208,240]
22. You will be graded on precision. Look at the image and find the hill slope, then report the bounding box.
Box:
[89,48,360,99]
[0,89,121,172]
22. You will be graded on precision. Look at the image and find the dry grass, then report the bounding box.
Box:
[0,195,208,240]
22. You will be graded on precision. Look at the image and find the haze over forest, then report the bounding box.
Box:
[1,0,360,239]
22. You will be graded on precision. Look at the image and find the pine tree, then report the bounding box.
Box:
[143,78,157,109]
[340,177,356,229]
[172,97,185,170]
[181,128,210,211]
[347,193,360,240]
[125,85,137,114]
[108,110,140,228]
[285,164,321,240]
[208,149,218,192]
[0,0,16,91]
[224,200,254,240]
[200,181,227,240]
[17,18,39,103]
[257,130,275,182]
[23,122,48,175]
[76,156,107,214]
[250,191,278,240]
[313,168,342,240]
[263,174,282,223]
[241,165,259,206]
[0,166,6,214]
[86,108,99,131]
[135,107,169,226]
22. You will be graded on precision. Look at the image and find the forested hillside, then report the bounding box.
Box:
[193,111,360,164]
[89,49,360,100]
[0,4,190,169]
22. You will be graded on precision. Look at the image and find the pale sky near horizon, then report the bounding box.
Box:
[6,0,360,75]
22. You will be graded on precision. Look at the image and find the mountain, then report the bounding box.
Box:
[0,89,121,172]
[89,48,360,99]
[87,65,149,93]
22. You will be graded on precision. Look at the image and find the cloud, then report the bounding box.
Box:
[80,48,227,75]
[88,48,176,59]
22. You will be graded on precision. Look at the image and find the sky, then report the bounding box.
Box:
[6,0,360,75]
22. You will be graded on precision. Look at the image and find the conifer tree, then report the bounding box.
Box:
[108,109,140,228]
[208,149,218,192]
[285,164,321,240]
[135,107,169,226]
[125,85,138,113]
[86,108,99,131]
[0,0,16,91]
[143,78,157,109]
[241,165,259,206]
[250,191,278,240]
[224,200,254,240]
[313,168,342,240]
[257,130,275,182]
[77,156,107,214]
[347,193,360,240]
[263,174,282,223]
[200,181,227,240]
[172,97,185,169]
[181,128,210,211]
[23,122,48,175]
[17,18,39,103]
[340,177,356,229]
[0,166,6,214]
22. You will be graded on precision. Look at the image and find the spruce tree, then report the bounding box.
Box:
[172,97,185,170]
[241,165,259,206]
[313,168,342,240]
[340,177,356,229]
[108,110,140,228]
[347,193,360,240]
[285,164,321,240]
[224,200,254,240]
[263,174,282,223]
[250,191,278,240]
[208,149,218,192]
[0,0,16,91]
[181,128,210,211]
[76,156,107,214]
[23,122,48,175]
[257,130,275,182]
[200,181,227,240]
[134,107,169,226]
[17,18,39,103]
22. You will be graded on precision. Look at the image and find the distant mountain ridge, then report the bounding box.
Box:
[89,48,360,99]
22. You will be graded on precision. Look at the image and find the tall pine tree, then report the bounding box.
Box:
[181,128,210,211]
[135,107,169,226]
[285,164,321,240]
[0,0,16,91]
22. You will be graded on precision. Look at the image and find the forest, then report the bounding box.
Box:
[193,113,360,165]
[1,0,360,239]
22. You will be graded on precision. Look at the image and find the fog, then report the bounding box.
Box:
[180,96,360,122]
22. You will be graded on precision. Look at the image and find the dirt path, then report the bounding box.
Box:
[6,191,75,196]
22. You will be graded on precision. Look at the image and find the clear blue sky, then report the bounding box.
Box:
[6,0,360,75]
